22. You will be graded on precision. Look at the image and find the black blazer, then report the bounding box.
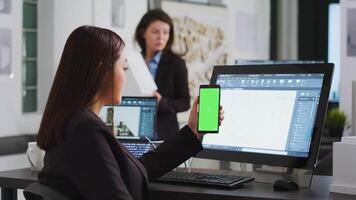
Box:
[38,109,202,200]
[154,52,190,140]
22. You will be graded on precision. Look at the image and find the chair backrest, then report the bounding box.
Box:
[23,183,71,200]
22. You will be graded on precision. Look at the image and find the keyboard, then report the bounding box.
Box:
[122,143,151,158]
[157,170,254,189]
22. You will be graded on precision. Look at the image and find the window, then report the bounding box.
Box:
[22,0,38,112]
[328,3,340,102]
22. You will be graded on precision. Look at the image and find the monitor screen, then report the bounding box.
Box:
[198,64,333,169]
[99,97,157,139]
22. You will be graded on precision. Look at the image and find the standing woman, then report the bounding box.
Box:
[135,9,190,140]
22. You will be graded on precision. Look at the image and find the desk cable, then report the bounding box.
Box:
[144,136,157,149]
[188,157,194,173]
[240,163,246,173]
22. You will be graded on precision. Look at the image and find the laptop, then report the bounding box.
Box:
[99,96,157,157]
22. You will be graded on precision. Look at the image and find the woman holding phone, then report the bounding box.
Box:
[35,26,223,200]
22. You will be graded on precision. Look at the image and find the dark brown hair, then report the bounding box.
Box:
[135,9,175,55]
[37,26,125,150]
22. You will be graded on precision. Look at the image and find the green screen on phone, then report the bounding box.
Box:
[198,87,220,132]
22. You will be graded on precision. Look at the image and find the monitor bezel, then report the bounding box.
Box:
[197,63,334,169]
[104,96,158,140]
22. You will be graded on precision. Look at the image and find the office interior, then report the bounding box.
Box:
[1,0,356,199]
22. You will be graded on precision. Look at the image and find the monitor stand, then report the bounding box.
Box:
[251,164,313,188]
[273,167,299,191]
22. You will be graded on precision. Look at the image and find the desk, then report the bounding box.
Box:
[0,168,355,200]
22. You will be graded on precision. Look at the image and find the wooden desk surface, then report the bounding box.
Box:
[0,168,355,200]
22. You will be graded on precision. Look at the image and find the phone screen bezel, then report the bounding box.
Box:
[197,84,221,133]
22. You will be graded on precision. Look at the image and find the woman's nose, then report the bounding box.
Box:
[157,32,164,40]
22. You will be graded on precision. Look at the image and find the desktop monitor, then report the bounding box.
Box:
[198,64,333,169]
[99,96,157,140]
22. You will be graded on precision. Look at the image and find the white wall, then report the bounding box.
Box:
[38,0,94,113]
[93,0,147,50]
[0,0,23,137]
[38,0,55,113]
[53,0,94,68]
[340,0,356,136]
[277,0,298,60]
[225,0,270,61]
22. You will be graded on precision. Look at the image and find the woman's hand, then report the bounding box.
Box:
[188,97,224,138]
[153,91,162,104]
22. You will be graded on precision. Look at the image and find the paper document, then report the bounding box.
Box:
[124,50,157,95]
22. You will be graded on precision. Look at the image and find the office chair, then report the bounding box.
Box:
[23,183,71,200]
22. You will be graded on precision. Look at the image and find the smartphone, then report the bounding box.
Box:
[198,85,221,133]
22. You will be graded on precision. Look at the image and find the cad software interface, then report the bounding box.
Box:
[99,97,156,139]
[203,73,324,157]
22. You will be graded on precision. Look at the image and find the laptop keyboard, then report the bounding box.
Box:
[122,143,151,158]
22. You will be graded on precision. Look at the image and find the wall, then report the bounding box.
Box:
[0,0,23,137]
[38,0,147,111]
[93,0,147,49]
[225,0,270,61]
[37,0,55,113]
[277,0,298,60]
[0,3,30,198]
[0,0,92,137]
[340,0,356,136]
[38,0,93,113]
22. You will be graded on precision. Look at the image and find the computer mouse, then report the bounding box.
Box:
[273,179,299,191]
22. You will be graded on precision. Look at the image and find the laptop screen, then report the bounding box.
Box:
[99,96,157,140]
